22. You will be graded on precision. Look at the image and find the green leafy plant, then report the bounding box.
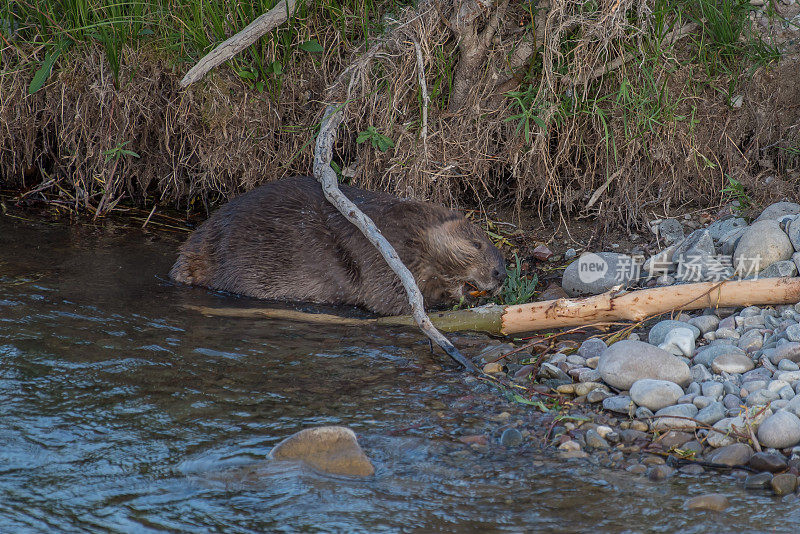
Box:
[103,140,140,161]
[496,254,538,305]
[357,126,395,152]
[721,174,751,213]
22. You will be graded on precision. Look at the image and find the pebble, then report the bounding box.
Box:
[680,464,705,475]
[760,260,798,278]
[558,440,581,451]
[269,426,375,477]
[618,430,645,444]
[770,473,798,496]
[595,425,613,438]
[694,345,746,367]
[744,472,774,489]
[723,394,742,410]
[602,395,634,414]
[652,404,698,431]
[787,216,800,251]
[483,362,504,374]
[626,464,647,474]
[559,450,589,460]
[657,430,694,449]
[701,381,724,399]
[585,429,610,449]
[733,219,794,275]
[706,443,753,466]
[578,338,608,359]
[688,315,720,335]
[748,451,788,473]
[648,320,701,345]
[629,379,684,411]
[757,410,800,448]
[574,382,608,396]
[737,329,764,353]
[659,327,696,357]
[598,340,691,390]
[695,402,726,425]
[658,219,685,245]
[684,494,729,512]
[586,389,610,403]
[500,428,523,447]
[779,359,800,371]
[746,389,779,406]
[720,227,746,256]
[712,352,755,374]
[707,217,748,241]
[691,364,713,383]
[692,395,713,409]
[648,465,674,481]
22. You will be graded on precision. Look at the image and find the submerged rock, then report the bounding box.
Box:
[269,426,375,477]
[684,494,729,511]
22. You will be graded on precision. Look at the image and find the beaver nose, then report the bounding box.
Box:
[492,268,506,283]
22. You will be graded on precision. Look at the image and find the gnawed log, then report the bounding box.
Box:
[185,277,800,336]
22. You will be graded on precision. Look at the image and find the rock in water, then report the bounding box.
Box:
[269,426,375,477]
[598,340,691,390]
[684,494,729,512]
[500,428,523,447]
[706,443,753,466]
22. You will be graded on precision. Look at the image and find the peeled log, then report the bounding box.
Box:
[186,277,800,336]
[500,277,800,335]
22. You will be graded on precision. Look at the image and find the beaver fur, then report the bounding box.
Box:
[170,176,506,315]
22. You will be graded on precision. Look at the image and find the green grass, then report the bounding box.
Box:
[2,0,414,98]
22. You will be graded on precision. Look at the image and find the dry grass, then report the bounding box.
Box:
[1,0,799,227]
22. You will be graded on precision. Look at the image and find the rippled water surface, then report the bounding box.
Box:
[1,215,798,532]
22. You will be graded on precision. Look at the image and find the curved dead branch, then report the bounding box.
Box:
[180,0,299,87]
[313,104,477,371]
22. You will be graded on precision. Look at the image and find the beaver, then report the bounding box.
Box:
[170,176,506,315]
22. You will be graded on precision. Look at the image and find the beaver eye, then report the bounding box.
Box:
[471,240,484,250]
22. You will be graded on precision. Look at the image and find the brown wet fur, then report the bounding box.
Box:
[169,176,506,315]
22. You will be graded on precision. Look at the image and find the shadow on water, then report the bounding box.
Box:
[1,215,798,532]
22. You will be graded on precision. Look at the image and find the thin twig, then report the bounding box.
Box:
[141,204,157,229]
[411,37,429,155]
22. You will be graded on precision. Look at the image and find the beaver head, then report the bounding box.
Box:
[399,210,507,306]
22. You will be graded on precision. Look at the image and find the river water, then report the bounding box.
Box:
[0,215,797,532]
